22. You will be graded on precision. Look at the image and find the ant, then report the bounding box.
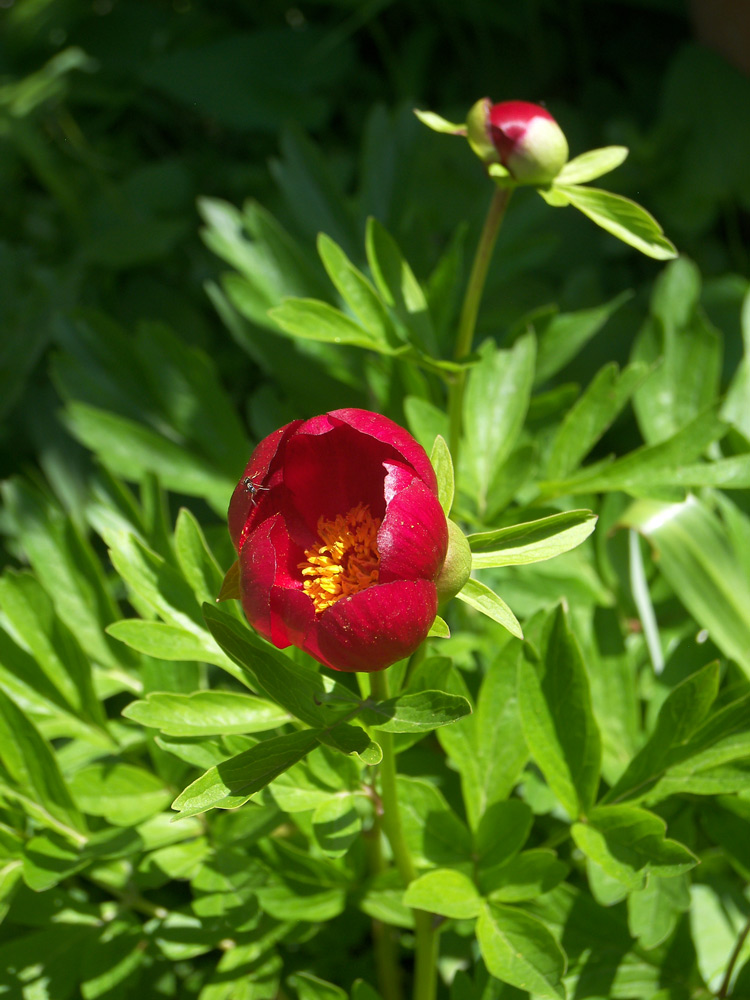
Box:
[242,477,270,507]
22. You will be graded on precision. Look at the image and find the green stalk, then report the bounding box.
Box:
[370,669,437,1000]
[448,186,512,462]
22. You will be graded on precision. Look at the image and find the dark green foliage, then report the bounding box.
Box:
[2,3,750,999]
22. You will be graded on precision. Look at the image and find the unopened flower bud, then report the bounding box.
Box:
[436,519,472,605]
[467,98,568,185]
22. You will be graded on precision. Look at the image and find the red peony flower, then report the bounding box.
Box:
[467,98,568,184]
[228,409,449,673]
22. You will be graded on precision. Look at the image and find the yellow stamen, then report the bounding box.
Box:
[298,503,381,613]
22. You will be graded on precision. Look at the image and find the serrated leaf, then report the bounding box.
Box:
[403,869,481,919]
[554,146,628,184]
[456,578,523,638]
[468,510,597,568]
[555,183,677,259]
[122,690,291,736]
[477,902,566,999]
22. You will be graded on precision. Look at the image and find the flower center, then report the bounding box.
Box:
[298,503,381,613]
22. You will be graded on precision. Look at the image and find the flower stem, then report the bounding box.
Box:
[448,186,512,462]
[370,669,438,1000]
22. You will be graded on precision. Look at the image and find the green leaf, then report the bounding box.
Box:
[63,402,232,512]
[1,480,132,671]
[404,396,450,456]
[172,728,322,817]
[539,404,727,498]
[0,925,95,1000]
[80,915,144,1000]
[518,604,601,818]
[456,578,523,638]
[547,362,650,479]
[174,507,226,606]
[427,615,450,638]
[571,804,698,890]
[201,607,339,720]
[554,145,629,184]
[477,902,566,999]
[0,688,86,840]
[531,291,632,386]
[312,796,362,858]
[23,832,86,891]
[690,883,750,995]
[122,690,291,736]
[403,869,481,919]
[108,619,237,673]
[554,183,677,259]
[413,108,466,134]
[317,233,397,348]
[605,661,720,804]
[396,775,472,867]
[360,689,471,733]
[627,873,690,950]
[468,510,597,569]
[620,498,750,676]
[430,434,454,516]
[475,799,533,876]
[288,972,348,1000]
[484,849,568,902]
[0,569,105,728]
[463,334,536,513]
[269,298,395,353]
[365,217,436,353]
[70,763,171,826]
[632,259,721,445]
[721,287,750,440]
[439,641,528,830]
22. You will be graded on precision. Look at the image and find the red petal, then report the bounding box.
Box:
[238,516,279,642]
[311,579,438,672]
[283,422,391,532]
[379,479,448,583]
[327,409,439,495]
[228,420,301,549]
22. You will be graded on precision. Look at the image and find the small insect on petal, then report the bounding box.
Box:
[243,477,270,507]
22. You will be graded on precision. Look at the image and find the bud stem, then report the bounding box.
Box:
[449,186,512,461]
[370,668,438,1000]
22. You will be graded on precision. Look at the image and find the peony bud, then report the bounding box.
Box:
[435,520,472,605]
[467,98,569,185]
